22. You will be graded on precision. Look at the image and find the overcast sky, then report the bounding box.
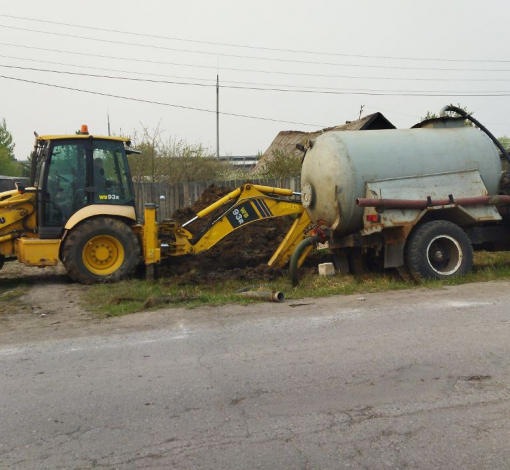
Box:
[1,0,510,160]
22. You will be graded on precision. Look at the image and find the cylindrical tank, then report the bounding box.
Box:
[301,121,502,237]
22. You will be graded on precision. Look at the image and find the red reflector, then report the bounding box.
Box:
[366,214,380,222]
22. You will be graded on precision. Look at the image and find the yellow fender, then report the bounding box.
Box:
[65,205,136,230]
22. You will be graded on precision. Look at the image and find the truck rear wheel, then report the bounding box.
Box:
[62,217,140,284]
[405,220,473,281]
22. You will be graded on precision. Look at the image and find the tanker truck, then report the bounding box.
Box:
[290,105,510,284]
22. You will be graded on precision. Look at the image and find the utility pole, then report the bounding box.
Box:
[216,75,220,159]
[107,111,111,136]
[358,104,365,121]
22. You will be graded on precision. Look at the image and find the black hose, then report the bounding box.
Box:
[440,105,510,165]
[290,235,318,287]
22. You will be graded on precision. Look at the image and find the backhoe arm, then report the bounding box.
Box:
[158,183,312,267]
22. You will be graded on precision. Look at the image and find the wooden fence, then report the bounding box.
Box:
[133,177,301,221]
[0,176,28,193]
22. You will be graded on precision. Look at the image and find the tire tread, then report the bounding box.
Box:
[405,220,473,281]
[62,217,140,284]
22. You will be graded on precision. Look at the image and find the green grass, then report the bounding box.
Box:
[0,284,30,303]
[85,251,510,318]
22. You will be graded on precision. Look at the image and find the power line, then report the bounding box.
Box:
[5,54,510,93]
[8,53,509,94]
[3,42,510,83]
[2,24,510,73]
[5,52,510,93]
[0,53,217,83]
[0,74,327,127]
[3,63,510,96]
[0,64,214,88]
[1,13,509,65]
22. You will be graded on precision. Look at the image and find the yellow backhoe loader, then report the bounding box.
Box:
[0,127,311,283]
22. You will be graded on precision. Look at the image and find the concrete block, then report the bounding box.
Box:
[318,262,335,277]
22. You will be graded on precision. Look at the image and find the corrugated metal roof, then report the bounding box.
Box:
[255,112,395,171]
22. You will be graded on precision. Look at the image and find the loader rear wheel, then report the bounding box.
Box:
[62,218,140,284]
[405,220,473,281]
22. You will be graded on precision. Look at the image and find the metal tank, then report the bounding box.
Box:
[300,119,502,236]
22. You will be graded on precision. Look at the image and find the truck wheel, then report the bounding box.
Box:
[405,220,473,281]
[62,218,140,284]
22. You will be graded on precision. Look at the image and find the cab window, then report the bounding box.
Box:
[92,140,134,204]
[44,141,87,226]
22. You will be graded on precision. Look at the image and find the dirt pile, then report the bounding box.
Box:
[159,184,296,284]
[171,184,232,235]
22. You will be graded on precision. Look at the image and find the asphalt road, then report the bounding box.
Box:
[2,282,510,469]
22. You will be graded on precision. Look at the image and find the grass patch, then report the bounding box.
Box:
[87,279,264,317]
[86,251,510,317]
[0,284,30,303]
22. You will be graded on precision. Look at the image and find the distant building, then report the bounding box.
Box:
[255,112,395,172]
[219,155,260,169]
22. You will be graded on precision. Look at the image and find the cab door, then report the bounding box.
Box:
[38,140,90,238]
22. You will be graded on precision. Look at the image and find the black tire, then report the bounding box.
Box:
[348,249,383,275]
[405,220,473,281]
[0,256,4,271]
[62,217,140,284]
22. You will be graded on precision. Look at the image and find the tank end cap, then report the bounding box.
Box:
[301,183,314,209]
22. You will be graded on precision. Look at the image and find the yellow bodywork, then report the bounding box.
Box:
[142,204,161,265]
[65,205,136,230]
[151,183,312,268]
[15,238,60,267]
[268,210,313,268]
[38,134,130,143]
[0,188,61,267]
[0,189,38,257]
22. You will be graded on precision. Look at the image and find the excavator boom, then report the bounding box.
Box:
[145,183,311,269]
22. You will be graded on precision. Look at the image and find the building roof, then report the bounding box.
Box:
[256,112,395,170]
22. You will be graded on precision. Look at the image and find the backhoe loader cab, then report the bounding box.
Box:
[31,130,137,237]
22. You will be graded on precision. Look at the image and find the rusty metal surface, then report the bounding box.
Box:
[361,170,502,230]
[357,195,510,209]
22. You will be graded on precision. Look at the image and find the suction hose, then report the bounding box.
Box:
[440,105,510,165]
[290,235,319,287]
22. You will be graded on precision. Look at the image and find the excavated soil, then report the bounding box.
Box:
[159,184,305,284]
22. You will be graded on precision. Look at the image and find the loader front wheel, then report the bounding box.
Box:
[62,218,140,284]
